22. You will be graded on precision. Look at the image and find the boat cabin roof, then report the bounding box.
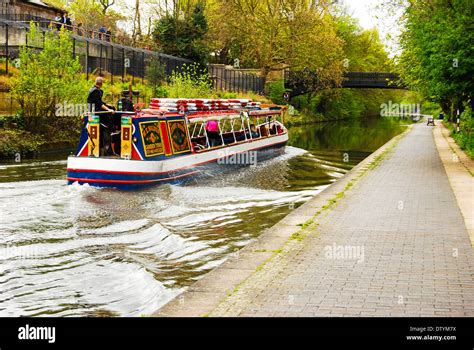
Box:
[136,108,283,122]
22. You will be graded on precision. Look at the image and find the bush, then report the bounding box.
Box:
[167,64,212,98]
[145,56,167,96]
[267,80,287,105]
[0,113,24,129]
[454,106,474,158]
[10,23,87,133]
[0,129,45,157]
[444,106,474,159]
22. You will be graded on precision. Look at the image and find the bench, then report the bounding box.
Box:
[427,117,435,126]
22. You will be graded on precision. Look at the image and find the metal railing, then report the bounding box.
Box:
[0,19,192,82]
[0,14,120,44]
[209,65,265,95]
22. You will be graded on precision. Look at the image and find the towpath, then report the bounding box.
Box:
[154,121,474,317]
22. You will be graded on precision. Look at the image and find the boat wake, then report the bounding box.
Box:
[0,145,327,316]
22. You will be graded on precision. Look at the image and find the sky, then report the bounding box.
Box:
[344,0,380,29]
[343,0,404,56]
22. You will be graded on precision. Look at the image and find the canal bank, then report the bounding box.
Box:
[154,119,474,317]
[433,121,474,245]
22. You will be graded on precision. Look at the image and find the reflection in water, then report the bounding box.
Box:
[0,117,407,316]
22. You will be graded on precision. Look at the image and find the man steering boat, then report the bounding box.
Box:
[87,77,118,156]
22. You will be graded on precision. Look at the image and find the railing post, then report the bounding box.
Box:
[232,69,236,92]
[110,45,114,84]
[237,70,240,93]
[122,48,125,82]
[105,43,108,79]
[85,40,89,80]
[99,43,102,75]
[142,52,145,84]
[220,67,223,91]
[132,50,135,85]
[5,23,8,76]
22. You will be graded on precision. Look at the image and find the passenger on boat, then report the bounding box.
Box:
[249,124,260,138]
[260,125,269,137]
[87,77,117,156]
[267,116,277,135]
[117,91,134,112]
[205,120,221,147]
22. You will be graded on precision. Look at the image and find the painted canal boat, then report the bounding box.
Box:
[67,99,288,190]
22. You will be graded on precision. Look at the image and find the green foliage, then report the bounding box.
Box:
[0,113,25,129]
[10,23,88,132]
[399,0,474,116]
[67,0,125,32]
[0,129,45,157]
[145,56,167,96]
[336,15,392,71]
[267,80,287,106]
[153,1,209,64]
[166,64,212,98]
[213,91,239,99]
[265,12,404,123]
[206,0,343,83]
[450,106,474,158]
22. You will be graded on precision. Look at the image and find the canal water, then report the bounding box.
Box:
[0,117,407,316]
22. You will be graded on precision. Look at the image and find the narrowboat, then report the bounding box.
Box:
[66,99,289,190]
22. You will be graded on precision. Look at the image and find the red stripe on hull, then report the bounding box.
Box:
[67,170,199,184]
[67,140,287,176]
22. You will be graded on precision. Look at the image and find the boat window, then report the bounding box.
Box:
[188,111,284,152]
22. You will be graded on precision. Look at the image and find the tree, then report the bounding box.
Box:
[67,0,125,32]
[152,0,209,64]
[399,0,474,116]
[335,14,393,72]
[205,0,344,85]
[132,0,142,44]
[43,0,66,10]
[97,0,116,14]
[10,24,88,132]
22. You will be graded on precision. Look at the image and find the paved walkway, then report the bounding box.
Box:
[208,123,474,316]
[154,122,474,317]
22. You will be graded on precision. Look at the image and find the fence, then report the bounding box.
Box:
[208,65,265,95]
[0,18,267,115]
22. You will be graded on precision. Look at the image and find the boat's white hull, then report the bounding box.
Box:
[67,133,288,190]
